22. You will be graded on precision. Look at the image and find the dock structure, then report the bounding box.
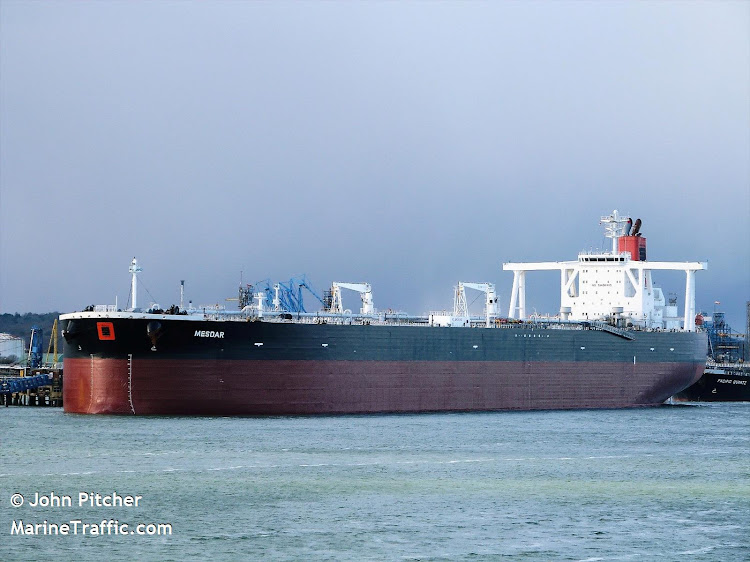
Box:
[0,368,63,407]
[0,317,64,406]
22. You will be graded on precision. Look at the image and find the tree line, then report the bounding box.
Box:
[0,313,61,361]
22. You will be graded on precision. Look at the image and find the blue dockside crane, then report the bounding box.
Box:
[237,275,325,314]
[27,326,43,369]
[281,274,326,313]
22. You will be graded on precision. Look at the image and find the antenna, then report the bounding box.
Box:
[599,210,631,253]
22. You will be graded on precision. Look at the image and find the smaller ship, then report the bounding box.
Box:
[673,307,750,402]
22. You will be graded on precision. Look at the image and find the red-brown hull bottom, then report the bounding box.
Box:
[63,358,704,415]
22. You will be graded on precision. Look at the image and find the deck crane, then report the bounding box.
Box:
[453,282,500,327]
[327,282,375,315]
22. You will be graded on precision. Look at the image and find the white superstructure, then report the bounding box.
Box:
[503,210,707,331]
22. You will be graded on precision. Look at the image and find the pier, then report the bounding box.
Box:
[0,367,63,407]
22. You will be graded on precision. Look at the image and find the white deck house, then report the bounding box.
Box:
[503,211,707,331]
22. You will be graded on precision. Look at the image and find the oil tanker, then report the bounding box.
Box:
[61,211,708,415]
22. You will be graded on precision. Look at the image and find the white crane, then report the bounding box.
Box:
[329,282,375,315]
[453,282,500,327]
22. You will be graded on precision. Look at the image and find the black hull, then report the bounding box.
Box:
[673,367,750,402]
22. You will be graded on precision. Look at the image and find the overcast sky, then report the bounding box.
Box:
[1,1,748,329]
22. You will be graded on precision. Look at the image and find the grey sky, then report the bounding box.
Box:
[1,1,748,329]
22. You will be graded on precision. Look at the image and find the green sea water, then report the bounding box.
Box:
[1,404,748,561]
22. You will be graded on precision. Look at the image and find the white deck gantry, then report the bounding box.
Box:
[502,211,707,331]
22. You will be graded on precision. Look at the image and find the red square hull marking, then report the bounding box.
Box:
[97,322,115,340]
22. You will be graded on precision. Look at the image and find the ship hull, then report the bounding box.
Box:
[61,315,707,415]
[63,357,704,415]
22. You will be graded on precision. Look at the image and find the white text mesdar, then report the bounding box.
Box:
[194,330,224,339]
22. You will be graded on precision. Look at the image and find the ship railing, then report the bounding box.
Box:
[93,305,118,312]
[706,359,749,370]
[190,310,681,336]
[206,308,433,326]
